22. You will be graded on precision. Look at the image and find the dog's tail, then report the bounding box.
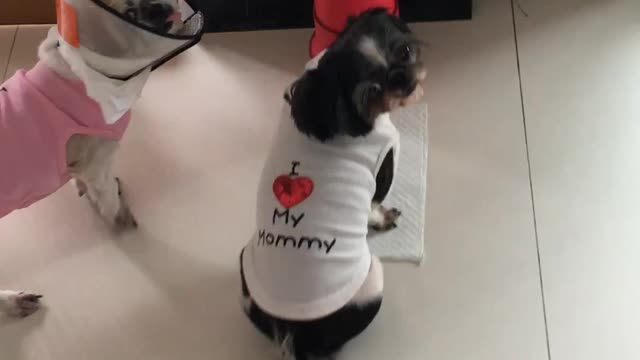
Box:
[277,331,297,360]
[276,331,332,360]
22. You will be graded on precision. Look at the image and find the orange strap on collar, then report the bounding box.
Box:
[55,0,79,48]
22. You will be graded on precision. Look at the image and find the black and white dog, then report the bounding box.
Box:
[240,9,425,360]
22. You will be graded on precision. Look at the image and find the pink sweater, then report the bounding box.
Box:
[0,62,131,219]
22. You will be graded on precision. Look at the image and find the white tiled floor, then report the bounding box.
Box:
[515,1,640,359]
[0,0,638,359]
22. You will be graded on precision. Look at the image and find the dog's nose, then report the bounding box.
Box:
[141,1,174,29]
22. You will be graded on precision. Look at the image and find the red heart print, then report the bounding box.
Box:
[273,175,314,208]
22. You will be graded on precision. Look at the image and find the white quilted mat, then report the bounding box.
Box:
[368,103,428,264]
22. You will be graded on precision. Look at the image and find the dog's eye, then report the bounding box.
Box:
[397,45,412,62]
[367,84,383,99]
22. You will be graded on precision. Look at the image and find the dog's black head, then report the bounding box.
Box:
[286,8,426,142]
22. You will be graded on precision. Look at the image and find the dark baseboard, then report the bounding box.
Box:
[190,0,472,33]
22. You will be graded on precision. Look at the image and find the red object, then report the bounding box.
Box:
[273,175,315,209]
[310,0,399,58]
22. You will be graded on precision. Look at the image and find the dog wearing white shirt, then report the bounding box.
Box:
[240,9,426,360]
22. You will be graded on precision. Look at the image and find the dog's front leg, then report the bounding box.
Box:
[0,290,42,317]
[369,149,401,232]
[67,135,137,231]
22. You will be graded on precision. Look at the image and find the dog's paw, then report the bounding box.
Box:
[114,177,138,231]
[6,292,43,318]
[373,207,402,231]
[369,205,401,232]
[114,206,138,231]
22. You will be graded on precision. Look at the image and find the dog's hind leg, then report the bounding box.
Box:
[0,290,42,317]
[66,134,137,231]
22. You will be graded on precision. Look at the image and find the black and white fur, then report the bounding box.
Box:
[241,9,426,359]
[0,0,182,318]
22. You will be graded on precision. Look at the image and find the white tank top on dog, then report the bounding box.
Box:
[242,107,399,321]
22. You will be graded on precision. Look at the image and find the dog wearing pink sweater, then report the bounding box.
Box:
[0,0,192,317]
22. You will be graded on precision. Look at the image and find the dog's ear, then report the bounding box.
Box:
[287,51,376,141]
[286,65,349,142]
[352,81,384,123]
